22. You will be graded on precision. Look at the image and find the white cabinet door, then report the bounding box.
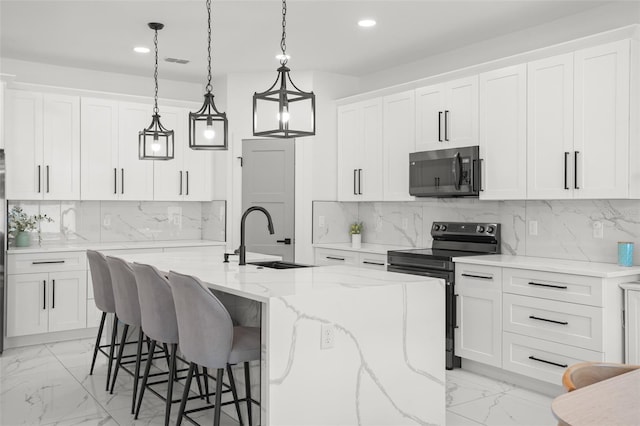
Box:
[182,146,214,201]
[5,90,43,200]
[48,271,87,332]
[444,76,478,147]
[118,102,155,200]
[383,91,415,201]
[81,97,119,200]
[360,99,383,201]
[415,84,444,151]
[574,40,630,199]
[479,64,527,200]
[43,94,80,200]
[625,289,640,364]
[153,106,185,201]
[6,273,49,337]
[0,81,5,150]
[527,54,574,199]
[337,103,361,201]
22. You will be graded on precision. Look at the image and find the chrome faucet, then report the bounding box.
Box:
[239,206,275,265]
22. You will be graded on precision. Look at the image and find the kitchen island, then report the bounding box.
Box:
[115,247,445,426]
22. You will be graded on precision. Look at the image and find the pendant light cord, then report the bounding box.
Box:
[153,27,159,114]
[280,0,287,65]
[206,0,213,93]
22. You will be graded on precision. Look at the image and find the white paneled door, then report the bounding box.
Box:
[6,273,49,337]
[118,102,155,200]
[383,90,415,201]
[47,271,87,332]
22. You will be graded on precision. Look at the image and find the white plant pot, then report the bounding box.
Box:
[351,234,361,249]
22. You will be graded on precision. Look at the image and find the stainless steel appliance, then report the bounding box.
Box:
[387,221,501,370]
[409,146,480,197]
[0,150,5,354]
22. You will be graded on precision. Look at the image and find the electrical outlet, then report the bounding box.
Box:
[592,221,604,239]
[402,217,408,230]
[319,215,325,228]
[320,324,335,349]
[528,220,538,236]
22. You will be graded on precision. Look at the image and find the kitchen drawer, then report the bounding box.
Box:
[315,248,358,266]
[358,253,387,270]
[9,251,87,274]
[503,332,604,385]
[503,268,603,307]
[503,293,603,351]
[456,263,502,291]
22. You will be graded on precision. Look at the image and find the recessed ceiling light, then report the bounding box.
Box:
[276,54,291,61]
[133,46,150,54]
[358,19,376,28]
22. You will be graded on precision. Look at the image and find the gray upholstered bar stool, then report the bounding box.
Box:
[169,270,260,426]
[86,250,119,391]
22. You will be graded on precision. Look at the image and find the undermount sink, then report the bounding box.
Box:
[248,261,313,269]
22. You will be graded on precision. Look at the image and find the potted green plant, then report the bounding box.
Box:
[8,206,53,247]
[349,222,363,249]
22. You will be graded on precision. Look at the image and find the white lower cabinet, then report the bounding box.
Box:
[622,284,640,364]
[314,248,386,270]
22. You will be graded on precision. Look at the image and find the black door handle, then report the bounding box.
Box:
[438,111,443,142]
[52,279,56,309]
[444,110,450,141]
[353,169,357,195]
[574,151,579,189]
[186,171,189,195]
[276,238,292,245]
[564,152,570,190]
[46,165,50,193]
[38,165,41,193]
[42,280,46,310]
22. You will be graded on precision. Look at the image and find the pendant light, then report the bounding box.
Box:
[139,22,175,160]
[188,0,228,150]
[252,0,316,138]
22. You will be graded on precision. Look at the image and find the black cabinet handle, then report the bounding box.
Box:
[179,171,183,195]
[362,261,385,266]
[114,168,117,194]
[52,280,56,309]
[358,169,363,195]
[326,256,345,261]
[32,260,65,265]
[38,165,41,193]
[186,171,189,195]
[528,281,568,290]
[438,111,443,142]
[574,151,579,189]
[461,273,493,280]
[42,280,46,310]
[529,315,568,325]
[454,294,459,329]
[276,238,292,245]
[353,169,357,195]
[528,356,567,368]
[46,165,50,193]
[444,110,450,141]
[564,152,570,190]
[121,168,124,194]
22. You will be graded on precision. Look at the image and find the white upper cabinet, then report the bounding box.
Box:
[415,76,478,152]
[5,91,80,200]
[573,40,630,199]
[527,53,574,199]
[383,90,415,201]
[117,102,155,200]
[479,64,527,200]
[337,98,383,201]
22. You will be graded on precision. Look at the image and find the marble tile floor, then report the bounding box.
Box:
[0,338,556,426]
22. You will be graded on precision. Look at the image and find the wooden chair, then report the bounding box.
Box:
[562,362,640,392]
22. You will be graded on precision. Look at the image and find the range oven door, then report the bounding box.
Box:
[409,145,480,197]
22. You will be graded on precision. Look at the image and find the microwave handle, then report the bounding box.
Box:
[452,151,461,190]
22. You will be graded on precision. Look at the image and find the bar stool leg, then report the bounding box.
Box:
[164,343,177,426]
[176,362,195,426]
[227,364,244,426]
[109,323,129,394]
[203,367,210,403]
[105,314,119,390]
[244,362,253,426]
[131,328,144,414]
[90,312,106,375]
[213,368,224,426]
[194,364,204,399]
[135,339,157,419]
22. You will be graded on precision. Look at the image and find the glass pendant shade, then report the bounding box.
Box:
[189,93,228,150]
[253,65,316,138]
[139,113,175,160]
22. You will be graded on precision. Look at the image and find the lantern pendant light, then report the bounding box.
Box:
[188,0,228,150]
[252,0,316,138]
[139,22,175,160]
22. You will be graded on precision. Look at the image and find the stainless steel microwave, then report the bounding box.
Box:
[409,146,480,197]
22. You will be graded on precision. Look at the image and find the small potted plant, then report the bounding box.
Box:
[349,222,363,249]
[8,206,53,247]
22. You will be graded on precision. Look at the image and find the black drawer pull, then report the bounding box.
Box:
[362,261,384,266]
[529,315,568,325]
[42,280,46,310]
[326,256,345,261]
[528,281,568,290]
[528,355,568,368]
[52,280,56,309]
[461,273,493,280]
[32,260,66,265]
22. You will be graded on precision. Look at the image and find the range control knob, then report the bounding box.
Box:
[487,226,495,233]
[440,225,447,231]
[477,225,485,233]
[433,224,440,231]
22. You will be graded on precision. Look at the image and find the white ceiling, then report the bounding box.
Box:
[0,0,612,83]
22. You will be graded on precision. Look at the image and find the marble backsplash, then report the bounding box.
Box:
[8,200,226,245]
[313,199,640,265]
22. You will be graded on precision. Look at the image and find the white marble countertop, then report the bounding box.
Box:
[116,248,440,303]
[454,254,640,278]
[7,239,226,254]
[313,242,414,255]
